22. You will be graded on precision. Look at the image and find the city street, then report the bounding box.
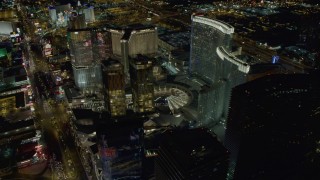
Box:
[7,1,316,180]
[34,99,87,180]
[19,4,88,179]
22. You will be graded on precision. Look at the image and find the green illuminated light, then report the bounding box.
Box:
[0,48,8,58]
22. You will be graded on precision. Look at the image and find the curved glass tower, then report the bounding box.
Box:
[189,15,234,84]
[189,15,238,128]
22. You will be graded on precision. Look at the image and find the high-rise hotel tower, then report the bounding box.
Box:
[68,28,102,91]
[129,55,154,113]
[189,15,234,83]
[101,59,126,117]
[189,15,236,127]
[110,25,157,78]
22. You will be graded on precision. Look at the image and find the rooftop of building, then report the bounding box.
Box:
[62,84,81,101]
[68,23,155,35]
[6,108,33,122]
[96,110,146,126]
[73,108,96,120]
[131,54,154,65]
[55,4,72,13]
[67,27,95,32]
[233,71,320,98]
[72,108,97,134]
[125,23,155,31]
[121,29,132,41]
[121,24,156,41]
[228,71,320,159]
[95,111,145,145]
[0,84,23,94]
[192,15,234,34]
[248,63,284,74]
[0,117,35,135]
[159,128,229,171]
[3,65,26,78]
[101,58,122,69]
[158,31,190,48]
[0,91,25,107]
[235,54,261,65]
[171,48,190,61]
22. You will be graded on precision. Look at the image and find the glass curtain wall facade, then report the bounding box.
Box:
[189,16,233,84]
[189,16,236,127]
[198,66,247,128]
[155,128,229,180]
[72,64,102,90]
[92,30,113,62]
[129,55,154,113]
[225,73,320,179]
[101,59,126,117]
[68,29,103,90]
[69,30,94,66]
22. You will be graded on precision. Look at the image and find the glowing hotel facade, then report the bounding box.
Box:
[189,15,249,128]
[69,29,103,91]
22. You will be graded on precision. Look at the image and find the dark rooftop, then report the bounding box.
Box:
[67,28,95,32]
[72,109,97,134]
[96,110,146,127]
[121,29,132,41]
[72,108,96,120]
[248,63,284,74]
[102,58,121,66]
[0,91,25,108]
[234,73,312,95]
[159,128,229,171]
[171,48,190,61]
[68,24,155,35]
[55,4,71,13]
[3,65,26,78]
[90,143,98,154]
[158,31,190,48]
[131,54,153,64]
[62,84,81,101]
[0,84,23,93]
[126,23,155,31]
[0,118,34,135]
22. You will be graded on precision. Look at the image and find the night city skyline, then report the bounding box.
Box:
[0,0,320,180]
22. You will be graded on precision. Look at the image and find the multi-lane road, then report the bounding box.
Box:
[25,40,87,180]
[19,4,88,179]
[34,99,87,180]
